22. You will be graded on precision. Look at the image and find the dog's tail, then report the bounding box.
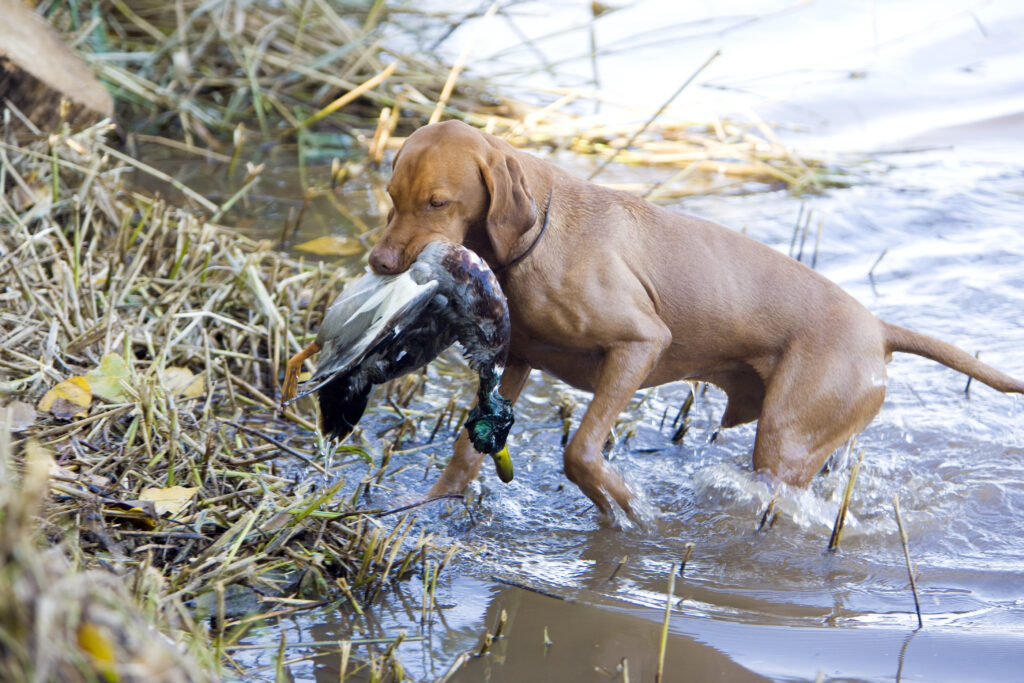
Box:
[883,321,1024,394]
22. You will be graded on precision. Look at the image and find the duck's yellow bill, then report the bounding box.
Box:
[491,446,513,483]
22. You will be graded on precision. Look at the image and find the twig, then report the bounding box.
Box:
[588,50,720,181]
[678,543,694,578]
[655,563,677,683]
[287,61,399,136]
[336,494,465,519]
[96,142,219,212]
[608,555,628,581]
[893,494,923,629]
[828,449,863,552]
[428,2,500,125]
[221,419,329,475]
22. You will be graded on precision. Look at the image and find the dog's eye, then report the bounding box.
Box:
[428,198,449,209]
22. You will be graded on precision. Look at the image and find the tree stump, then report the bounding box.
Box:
[0,0,113,132]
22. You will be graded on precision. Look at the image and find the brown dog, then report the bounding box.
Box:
[367,119,1024,515]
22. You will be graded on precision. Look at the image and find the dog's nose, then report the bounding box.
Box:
[368,245,400,274]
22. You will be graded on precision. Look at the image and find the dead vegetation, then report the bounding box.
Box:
[35,0,836,196]
[0,118,467,680]
[0,2,847,680]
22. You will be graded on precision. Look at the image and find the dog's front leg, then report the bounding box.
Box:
[427,357,532,496]
[565,328,671,516]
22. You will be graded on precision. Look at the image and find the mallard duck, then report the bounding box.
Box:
[281,241,515,481]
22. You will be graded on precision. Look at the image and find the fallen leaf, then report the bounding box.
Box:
[86,354,131,402]
[160,367,205,399]
[139,485,198,516]
[38,376,91,420]
[295,235,364,256]
[4,401,36,431]
[181,373,205,399]
[102,500,158,530]
[77,622,118,682]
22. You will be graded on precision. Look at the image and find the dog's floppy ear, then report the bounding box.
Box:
[479,144,536,265]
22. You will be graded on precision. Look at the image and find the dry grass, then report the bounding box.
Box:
[0,118,465,680]
[35,0,837,196]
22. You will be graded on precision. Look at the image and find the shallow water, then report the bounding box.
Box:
[206,150,1024,682]
[142,2,1024,680]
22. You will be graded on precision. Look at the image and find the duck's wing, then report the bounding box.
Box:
[295,271,438,399]
[434,244,511,370]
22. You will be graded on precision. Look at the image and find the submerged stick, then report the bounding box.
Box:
[655,563,677,683]
[608,555,628,582]
[893,494,923,629]
[868,248,888,295]
[757,492,779,532]
[828,450,863,552]
[678,543,694,578]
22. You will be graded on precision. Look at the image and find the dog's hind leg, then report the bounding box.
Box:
[751,334,887,486]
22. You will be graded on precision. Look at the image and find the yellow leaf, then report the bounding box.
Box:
[102,501,158,530]
[182,373,205,399]
[38,376,91,419]
[295,235,364,256]
[160,367,205,398]
[77,621,119,682]
[86,354,131,403]
[139,485,198,516]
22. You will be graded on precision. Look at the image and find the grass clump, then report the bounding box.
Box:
[0,116,459,680]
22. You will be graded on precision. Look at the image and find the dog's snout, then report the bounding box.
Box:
[368,245,400,274]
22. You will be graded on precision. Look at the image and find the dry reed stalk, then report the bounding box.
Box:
[0,119,458,680]
[36,0,837,199]
[828,449,863,552]
[655,562,677,683]
[893,494,924,629]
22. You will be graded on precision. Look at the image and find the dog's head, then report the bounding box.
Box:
[368,120,536,274]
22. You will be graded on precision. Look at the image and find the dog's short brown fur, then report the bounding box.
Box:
[368,120,1024,515]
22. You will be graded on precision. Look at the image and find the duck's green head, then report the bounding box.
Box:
[465,396,514,481]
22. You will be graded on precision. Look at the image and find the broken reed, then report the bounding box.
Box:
[39,0,838,197]
[0,120,457,680]
[40,0,500,143]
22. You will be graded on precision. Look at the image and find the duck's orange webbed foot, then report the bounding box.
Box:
[281,341,321,406]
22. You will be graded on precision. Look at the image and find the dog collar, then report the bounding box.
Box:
[495,188,553,275]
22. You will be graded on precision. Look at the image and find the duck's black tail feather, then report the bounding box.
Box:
[317,377,371,441]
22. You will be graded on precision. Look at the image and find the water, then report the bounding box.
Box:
[147,2,1024,680]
